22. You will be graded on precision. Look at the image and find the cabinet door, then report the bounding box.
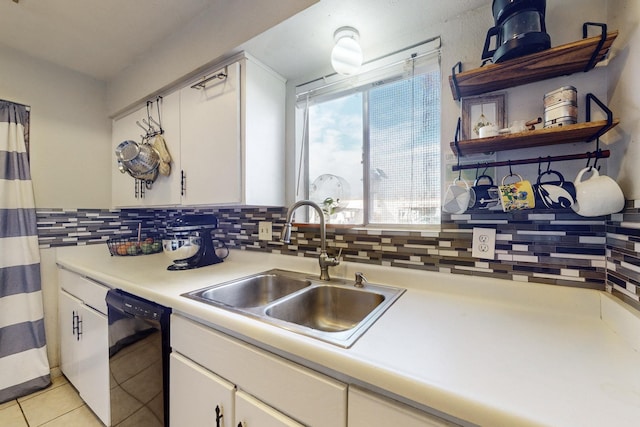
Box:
[59,289,81,387]
[111,92,181,207]
[348,387,459,427]
[242,57,286,206]
[77,303,110,426]
[180,61,241,205]
[58,289,110,426]
[170,352,235,427]
[235,390,304,427]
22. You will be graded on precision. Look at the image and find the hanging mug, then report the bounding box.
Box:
[470,175,500,210]
[572,167,625,217]
[443,178,471,214]
[499,173,535,212]
[533,170,576,209]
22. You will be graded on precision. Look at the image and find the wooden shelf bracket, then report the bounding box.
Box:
[583,22,608,71]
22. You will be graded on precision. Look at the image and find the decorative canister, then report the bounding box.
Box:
[543,86,577,128]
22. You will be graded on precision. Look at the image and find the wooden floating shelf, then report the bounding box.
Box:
[450,119,619,156]
[449,31,618,100]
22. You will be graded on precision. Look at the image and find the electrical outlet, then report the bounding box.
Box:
[472,227,496,259]
[258,221,272,241]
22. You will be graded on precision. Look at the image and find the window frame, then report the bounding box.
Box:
[294,38,442,230]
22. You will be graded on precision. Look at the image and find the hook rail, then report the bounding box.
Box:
[451,150,610,172]
[134,96,164,140]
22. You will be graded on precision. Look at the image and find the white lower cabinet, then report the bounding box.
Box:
[170,352,304,427]
[348,386,459,427]
[171,314,348,427]
[171,314,460,427]
[58,269,110,426]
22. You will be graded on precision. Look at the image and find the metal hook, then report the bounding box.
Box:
[148,116,161,129]
[537,157,543,177]
[593,138,602,171]
[593,149,602,171]
[136,120,148,134]
[146,101,153,125]
[585,151,593,170]
[155,96,163,133]
[508,160,513,177]
[546,156,552,173]
[142,118,156,134]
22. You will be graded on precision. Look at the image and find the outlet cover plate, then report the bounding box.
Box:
[258,221,272,241]
[472,227,496,259]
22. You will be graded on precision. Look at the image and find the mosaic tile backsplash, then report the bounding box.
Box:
[37,202,640,313]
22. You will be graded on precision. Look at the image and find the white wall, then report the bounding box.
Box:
[0,45,112,369]
[444,1,609,184]
[608,0,640,199]
[106,0,317,116]
[0,44,112,209]
[283,0,609,203]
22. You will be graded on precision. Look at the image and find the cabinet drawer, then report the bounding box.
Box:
[172,314,347,427]
[348,387,460,427]
[58,268,110,315]
[236,390,304,427]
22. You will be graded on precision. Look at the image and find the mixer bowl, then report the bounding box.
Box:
[163,235,202,263]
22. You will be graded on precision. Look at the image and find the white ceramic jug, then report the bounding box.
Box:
[572,167,624,217]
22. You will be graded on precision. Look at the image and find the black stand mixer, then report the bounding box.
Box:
[162,214,225,270]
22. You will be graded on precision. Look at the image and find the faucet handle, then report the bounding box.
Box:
[324,247,341,267]
[354,272,367,288]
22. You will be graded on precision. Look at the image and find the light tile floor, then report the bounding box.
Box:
[0,375,103,427]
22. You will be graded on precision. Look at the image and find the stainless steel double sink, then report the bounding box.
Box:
[182,269,405,347]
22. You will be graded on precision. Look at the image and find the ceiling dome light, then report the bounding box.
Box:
[331,27,362,76]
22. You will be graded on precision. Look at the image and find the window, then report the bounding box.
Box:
[296,41,441,227]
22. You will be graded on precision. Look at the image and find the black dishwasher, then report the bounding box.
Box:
[106,289,171,426]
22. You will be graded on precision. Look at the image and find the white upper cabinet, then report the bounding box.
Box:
[111,54,285,208]
[239,56,286,206]
[180,62,242,205]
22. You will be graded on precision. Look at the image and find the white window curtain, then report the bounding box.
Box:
[0,100,51,403]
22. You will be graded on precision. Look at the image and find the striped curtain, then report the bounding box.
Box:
[0,101,50,403]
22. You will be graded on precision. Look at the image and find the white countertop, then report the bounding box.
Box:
[56,244,640,427]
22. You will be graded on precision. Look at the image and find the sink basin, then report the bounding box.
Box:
[265,285,385,332]
[183,269,405,347]
[190,272,311,308]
